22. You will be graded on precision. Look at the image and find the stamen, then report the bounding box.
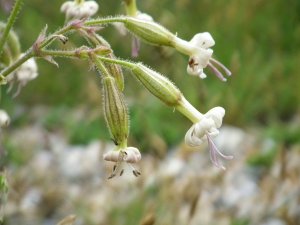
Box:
[207,63,227,82]
[210,58,232,76]
[206,133,233,170]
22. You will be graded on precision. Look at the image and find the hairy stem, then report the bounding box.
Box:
[0,0,23,55]
[97,56,134,69]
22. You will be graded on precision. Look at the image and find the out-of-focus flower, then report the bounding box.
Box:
[14,55,38,84]
[103,147,141,179]
[185,107,233,170]
[0,109,10,127]
[8,54,38,97]
[174,32,231,81]
[60,0,99,20]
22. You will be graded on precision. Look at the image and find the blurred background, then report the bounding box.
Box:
[0,0,300,224]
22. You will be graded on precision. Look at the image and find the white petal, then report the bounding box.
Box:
[185,125,205,147]
[194,48,213,68]
[190,32,215,49]
[205,107,225,128]
[136,12,153,22]
[60,1,73,12]
[187,63,202,76]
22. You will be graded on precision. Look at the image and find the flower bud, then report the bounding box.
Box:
[124,17,175,47]
[104,54,124,91]
[131,63,182,106]
[102,76,129,146]
[0,22,21,67]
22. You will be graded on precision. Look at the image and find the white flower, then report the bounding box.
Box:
[103,147,141,179]
[0,109,10,127]
[185,107,233,170]
[60,0,99,20]
[7,54,38,97]
[174,32,231,81]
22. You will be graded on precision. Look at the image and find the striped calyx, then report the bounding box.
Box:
[102,76,129,146]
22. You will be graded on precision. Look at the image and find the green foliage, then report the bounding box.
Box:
[231,218,250,225]
[247,147,278,168]
[40,106,109,145]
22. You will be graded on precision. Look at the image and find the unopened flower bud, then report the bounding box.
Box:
[0,110,10,127]
[0,22,21,67]
[131,63,182,106]
[124,17,175,47]
[103,76,129,146]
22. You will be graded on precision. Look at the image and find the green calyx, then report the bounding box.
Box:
[124,17,175,47]
[131,63,182,106]
[102,76,129,147]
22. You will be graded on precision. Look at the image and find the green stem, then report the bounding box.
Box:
[175,97,203,123]
[97,56,134,69]
[0,0,23,55]
[84,17,126,26]
[124,0,138,16]
[75,0,84,4]
[40,49,81,59]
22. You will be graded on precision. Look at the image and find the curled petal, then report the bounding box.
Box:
[124,147,141,163]
[103,150,120,162]
[185,124,205,147]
